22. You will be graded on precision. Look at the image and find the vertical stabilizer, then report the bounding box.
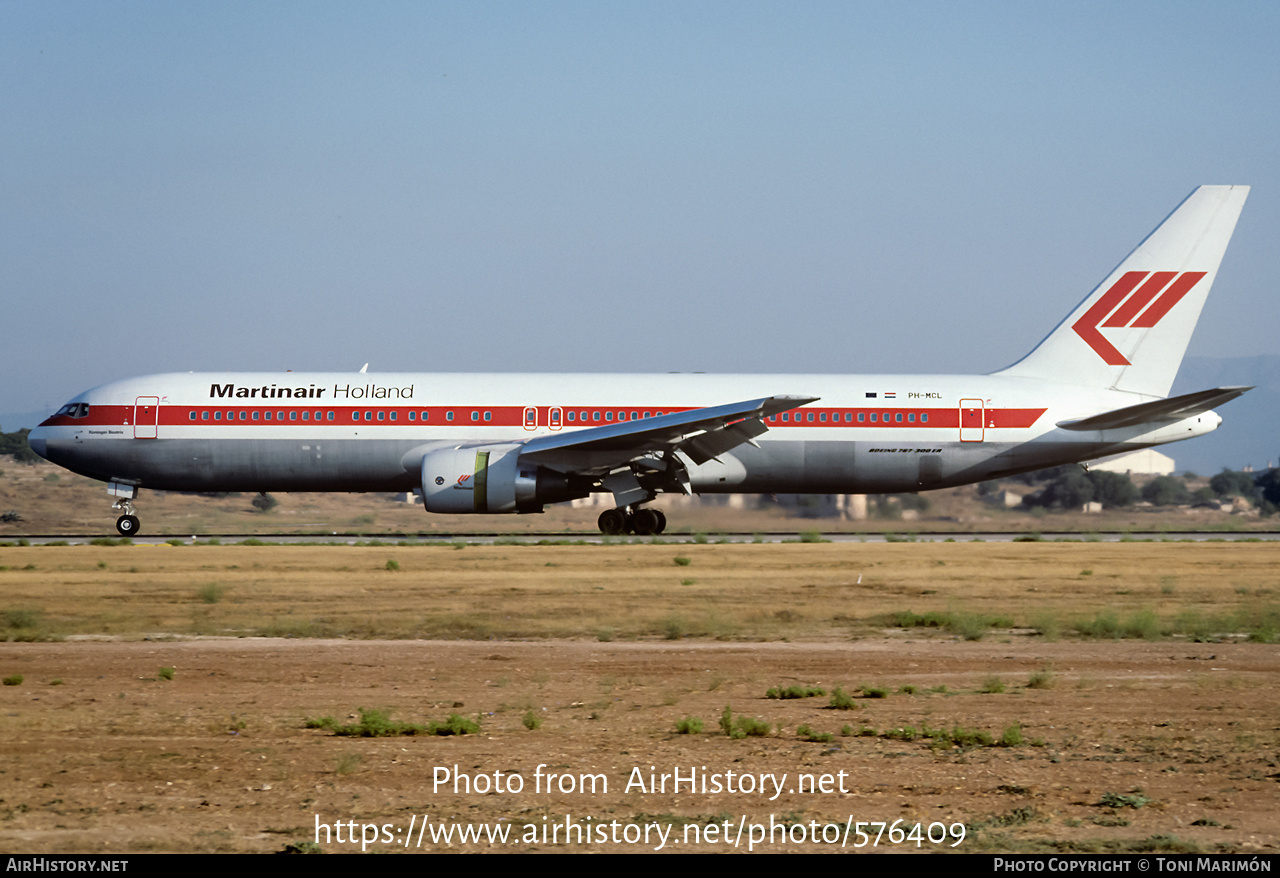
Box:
[996,185,1248,397]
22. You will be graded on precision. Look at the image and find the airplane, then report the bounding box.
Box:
[28,185,1251,537]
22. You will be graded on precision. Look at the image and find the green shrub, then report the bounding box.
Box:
[675,717,704,735]
[429,713,480,736]
[159,667,175,681]
[796,724,832,743]
[522,710,542,731]
[719,705,771,739]
[828,687,858,710]
[1027,669,1055,689]
[766,684,825,700]
[2,674,22,686]
[1099,791,1150,809]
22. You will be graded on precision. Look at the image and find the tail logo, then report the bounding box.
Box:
[1072,270,1206,365]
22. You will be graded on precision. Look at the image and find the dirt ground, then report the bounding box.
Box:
[0,634,1276,854]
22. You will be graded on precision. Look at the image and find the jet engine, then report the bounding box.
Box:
[420,445,583,514]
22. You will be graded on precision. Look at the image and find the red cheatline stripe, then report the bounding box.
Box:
[49,404,1048,431]
[1102,271,1176,327]
[1131,271,1205,328]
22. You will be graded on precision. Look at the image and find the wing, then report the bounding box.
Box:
[517,394,817,507]
[522,394,818,471]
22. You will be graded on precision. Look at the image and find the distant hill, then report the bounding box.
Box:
[0,410,47,434]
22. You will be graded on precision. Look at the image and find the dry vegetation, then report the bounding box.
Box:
[0,457,1274,537]
[0,541,1277,854]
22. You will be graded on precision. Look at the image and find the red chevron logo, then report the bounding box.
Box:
[1072,271,1206,365]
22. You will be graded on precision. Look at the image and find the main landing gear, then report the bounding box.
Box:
[597,506,667,536]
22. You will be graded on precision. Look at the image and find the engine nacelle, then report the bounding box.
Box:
[420,445,581,514]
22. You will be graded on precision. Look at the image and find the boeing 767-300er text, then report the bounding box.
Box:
[29,186,1252,536]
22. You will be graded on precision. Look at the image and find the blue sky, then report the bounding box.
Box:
[4,1,1278,422]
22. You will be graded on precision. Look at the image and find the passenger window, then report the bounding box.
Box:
[858,413,865,422]
[908,413,915,422]
[189,412,196,421]
[807,413,814,422]
[593,412,600,422]
[568,411,576,422]
[921,413,928,423]
[277,411,284,420]
[201,411,209,421]
[421,412,428,421]
[390,412,397,421]
[239,411,247,420]
[870,413,877,422]
[252,412,260,421]
[290,411,297,421]
[782,413,789,422]
[409,412,416,421]
[446,411,454,421]
[365,411,373,420]
[484,412,491,421]
[471,411,479,422]
[353,412,360,421]
[327,412,334,421]
[895,413,903,423]
[302,411,310,421]
[820,412,827,422]
[215,412,222,421]
[378,412,385,421]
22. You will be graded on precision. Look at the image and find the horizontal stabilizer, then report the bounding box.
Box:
[1056,386,1251,432]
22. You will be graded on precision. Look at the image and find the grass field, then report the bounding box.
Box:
[1,541,1277,854]
[1,541,1277,643]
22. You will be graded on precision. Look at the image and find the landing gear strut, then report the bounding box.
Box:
[597,506,666,536]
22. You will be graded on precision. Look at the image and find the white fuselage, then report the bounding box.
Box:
[28,370,1218,500]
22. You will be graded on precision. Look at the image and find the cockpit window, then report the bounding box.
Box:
[55,403,90,419]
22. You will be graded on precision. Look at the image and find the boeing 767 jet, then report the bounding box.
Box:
[29,185,1251,536]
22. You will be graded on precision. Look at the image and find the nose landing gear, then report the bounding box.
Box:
[597,506,666,536]
[108,482,141,537]
[115,511,140,536]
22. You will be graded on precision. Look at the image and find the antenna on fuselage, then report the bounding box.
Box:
[359,364,368,373]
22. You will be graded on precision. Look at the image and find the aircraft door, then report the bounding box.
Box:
[523,407,537,431]
[959,399,984,442]
[549,407,563,431]
[134,397,160,439]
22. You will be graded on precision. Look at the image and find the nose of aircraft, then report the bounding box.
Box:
[27,425,48,460]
